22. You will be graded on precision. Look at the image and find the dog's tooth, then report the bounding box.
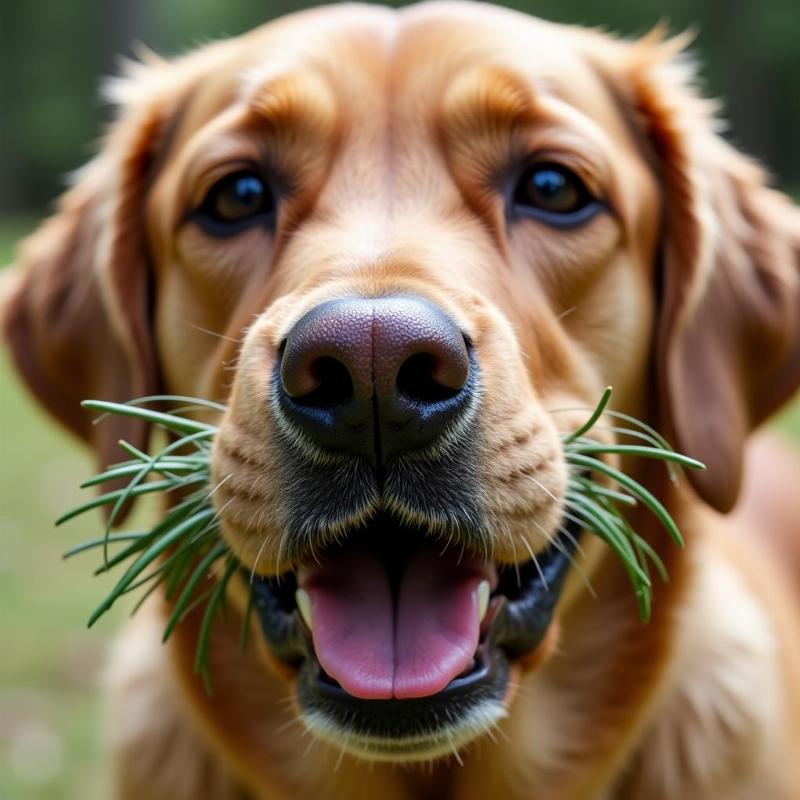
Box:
[477,580,490,623]
[295,589,313,631]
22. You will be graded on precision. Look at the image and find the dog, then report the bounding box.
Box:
[4,2,800,797]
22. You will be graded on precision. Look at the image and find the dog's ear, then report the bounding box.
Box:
[613,35,800,512]
[2,56,193,477]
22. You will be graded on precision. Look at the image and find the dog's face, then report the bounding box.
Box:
[158,6,658,756]
[5,1,800,765]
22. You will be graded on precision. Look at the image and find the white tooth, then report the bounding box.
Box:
[295,589,313,630]
[477,580,490,623]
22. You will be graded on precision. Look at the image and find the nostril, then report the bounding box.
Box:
[276,297,474,460]
[292,356,354,409]
[396,353,462,404]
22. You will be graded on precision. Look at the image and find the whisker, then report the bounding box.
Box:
[334,732,350,771]
[559,523,587,560]
[519,535,549,592]
[556,305,577,321]
[202,472,233,502]
[551,528,596,598]
[489,721,511,744]
[505,680,536,700]
[528,515,596,597]
[273,716,304,736]
[249,532,273,586]
[189,323,244,344]
[203,495,235,536]
[448,735,464,767]
[299,723,314,741]
[528,475,560,505]
[508,536,522,590]
[302,735,318,756]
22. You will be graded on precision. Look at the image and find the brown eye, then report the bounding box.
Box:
[194,170,275,236]
[511,162,598,225]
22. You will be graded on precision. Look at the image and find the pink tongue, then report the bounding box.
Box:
[300,544,493,700]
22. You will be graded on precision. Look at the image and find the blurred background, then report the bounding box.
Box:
[1,1,799,798]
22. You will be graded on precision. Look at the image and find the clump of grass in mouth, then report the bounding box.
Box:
[60,387,704,688]
[560,387,704,619]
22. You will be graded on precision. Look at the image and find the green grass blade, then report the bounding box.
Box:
[562,386,612,444]
[164,545,205,600]
[568,476,638,506]
[579,425,667,450]
[163,544,229,642]
[565,493,651,586]
[118,394,227,413]
[630,532,669,583]
[116,440,151,462]
[87,507,216,626]
[567,443,705,471]
[565,501,652,619]
[93,498,213,574]
[568,452,685,548]
[80,460,205,488]
[104,428,215,526]
[56,479,178,525]
[194,557,239,691]
[63,532,149,559]
[82,400,216,435]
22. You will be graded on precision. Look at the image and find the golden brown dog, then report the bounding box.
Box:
[4,3,800,798]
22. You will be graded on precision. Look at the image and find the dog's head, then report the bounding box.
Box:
[5,2,800,763]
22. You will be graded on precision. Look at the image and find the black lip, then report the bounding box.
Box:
[491,520,580,658]
[247,515,580,748]
[297,633,510,744]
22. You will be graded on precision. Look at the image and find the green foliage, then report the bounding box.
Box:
[561,388,704,619]
[775,400,800,440]
[0,348,109,799]
[59,398,233,692]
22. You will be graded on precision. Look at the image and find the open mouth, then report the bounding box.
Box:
[249,513,579,760]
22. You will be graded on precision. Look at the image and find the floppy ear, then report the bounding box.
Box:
[2,58,187,476]
[622,36,800,512]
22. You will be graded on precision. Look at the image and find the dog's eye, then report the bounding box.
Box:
[194,171,275,236]
[511,163,598,225]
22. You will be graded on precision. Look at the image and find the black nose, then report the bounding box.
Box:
[276,296,474,462]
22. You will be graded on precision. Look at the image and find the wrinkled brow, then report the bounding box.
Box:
[246,71,339,141]
[438,65,540,144]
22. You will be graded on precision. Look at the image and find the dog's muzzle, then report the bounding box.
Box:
[239,295,575,760]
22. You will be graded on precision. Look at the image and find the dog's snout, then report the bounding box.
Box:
[277,296,473,462]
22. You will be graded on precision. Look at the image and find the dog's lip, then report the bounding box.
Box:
[247,515,580,702]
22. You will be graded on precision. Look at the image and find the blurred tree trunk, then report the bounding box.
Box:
[0,9,23,214]
[708,0,775,171]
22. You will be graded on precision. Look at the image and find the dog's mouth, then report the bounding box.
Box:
[248,513,578,760]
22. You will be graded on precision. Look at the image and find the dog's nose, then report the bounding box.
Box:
[277,297,473,462]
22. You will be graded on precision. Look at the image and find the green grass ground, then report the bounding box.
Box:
[0,218,799,798]
[0,361,113,799]
[1,218,126,799]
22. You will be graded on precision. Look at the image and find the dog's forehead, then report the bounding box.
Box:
[232,2,618,129]
[152,2,648,262]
